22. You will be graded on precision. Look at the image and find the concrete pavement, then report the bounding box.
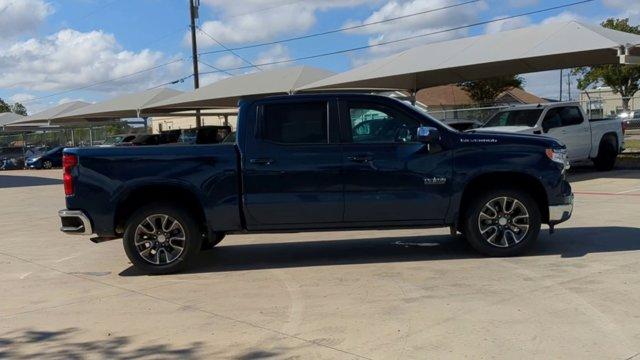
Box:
[1,168,640,359]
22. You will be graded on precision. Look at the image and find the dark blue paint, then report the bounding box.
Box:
[63,94,571,238]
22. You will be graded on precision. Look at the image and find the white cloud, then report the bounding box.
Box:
[192,0,371,46]
[522,70,580,101]
[347,0,487,63]
[214,54,244,69]
[0,0,53,39]
[200,72,230,86]
[485,15,531,34]
[9,93,35,103]
[603,0,640,23]
[540,11,588,25]
[254,44,291,68]
[0,29,184,93]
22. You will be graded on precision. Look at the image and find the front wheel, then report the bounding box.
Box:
[462,189,541,257]
[123,204,202,274]
[593,140,617,171]
[42,160,53,169]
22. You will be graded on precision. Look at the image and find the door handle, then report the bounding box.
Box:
[347,155,373,163]
[249,158,274,165]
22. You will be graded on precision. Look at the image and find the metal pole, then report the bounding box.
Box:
[559,69,563,102]
[189,0,202,128]
[89,126,93,146]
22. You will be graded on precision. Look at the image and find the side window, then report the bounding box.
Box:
[348,103,420,143]
[262,102,328,144]
[559,107,584,126]
[542,108,562,131]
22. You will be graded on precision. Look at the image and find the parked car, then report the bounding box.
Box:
[0,147,25,170]
[177,126,232,144]
[618,110,640,131]
[98,134,137,147]
[475,102,625,170]
[26,146,64,169]
[443,119,482,132]
[59,94,573,274]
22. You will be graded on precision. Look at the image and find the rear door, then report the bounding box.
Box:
[242,98,343,228]
[542,106,590,160]
[340,99,452,223]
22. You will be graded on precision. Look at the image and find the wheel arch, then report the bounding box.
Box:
[457,171,549,228]
[114,183,208,237]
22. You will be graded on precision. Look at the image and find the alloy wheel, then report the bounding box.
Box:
[134,214,186,265]
[477,197,530,248]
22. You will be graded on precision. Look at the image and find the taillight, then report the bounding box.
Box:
[63,154,78,196]
[622,120,627,135]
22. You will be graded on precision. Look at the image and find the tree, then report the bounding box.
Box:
[0,98,10,113]
[460,75,524,104]
[573,18,640,110]
[11,102,27,116]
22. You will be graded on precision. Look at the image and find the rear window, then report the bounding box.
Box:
[483,109,543,128]
[261,102,328,144]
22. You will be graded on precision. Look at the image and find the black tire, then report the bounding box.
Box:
[201,232,225,250]
[42,160,53,169]
[123,203,202,274]
[593,139,617,171]
[462,188,541,257]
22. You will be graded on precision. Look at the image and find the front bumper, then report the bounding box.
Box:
[59,209,93,235]
[548,195,573,224]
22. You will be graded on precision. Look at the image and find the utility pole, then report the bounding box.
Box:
[189,0,202,128]
[566,71,571,101]
[559,69,563,102]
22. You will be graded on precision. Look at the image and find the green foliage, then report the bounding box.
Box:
[0,98,28,115]
[460,75,524,104]
[573,18,640,110]
[11,102,27,116]
[0,98,11,113]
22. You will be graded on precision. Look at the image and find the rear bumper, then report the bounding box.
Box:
[548,195,573,224]
[58,209,93,235]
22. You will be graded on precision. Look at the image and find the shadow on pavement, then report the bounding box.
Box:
[0,175,62,189]
[0,328,203,359]
[119,226,640,276]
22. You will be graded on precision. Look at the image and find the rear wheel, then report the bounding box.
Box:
[593,138,617,171]
[462,189,541,257]
[123,204,202,274]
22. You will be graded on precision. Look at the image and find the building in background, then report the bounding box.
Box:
[579,87,640,119]
[417,84,546,122]
[150,109,238,134]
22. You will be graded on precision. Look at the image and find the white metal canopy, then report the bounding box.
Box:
[0,112,25,126]
[299,21,640,92]
[8,101,90,126]
[145,66,336,110]
[54,88,183,124]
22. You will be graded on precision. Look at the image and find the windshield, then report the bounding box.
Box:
[482,109,543,128]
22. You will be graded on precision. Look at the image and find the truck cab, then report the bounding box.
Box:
[476,102,625,170]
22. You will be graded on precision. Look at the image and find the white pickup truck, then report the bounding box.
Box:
[474,102,625,170]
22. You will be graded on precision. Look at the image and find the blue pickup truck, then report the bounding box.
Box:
[59,94,573,274]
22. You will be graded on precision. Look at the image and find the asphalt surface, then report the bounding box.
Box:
[1,168,640,359]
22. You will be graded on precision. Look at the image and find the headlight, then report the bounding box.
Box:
[546,148,569,170]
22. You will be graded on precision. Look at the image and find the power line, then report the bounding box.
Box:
[22,58,185,104]
[198,60,234,76]
[201,0,595,75]
[225,0,307,19]
[147,74,194,90]
[199,0,481,56]
[197,26,262,71]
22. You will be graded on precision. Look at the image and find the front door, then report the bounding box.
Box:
[542,106,590,160]
[242,99,343,228]
[340,100,452,223]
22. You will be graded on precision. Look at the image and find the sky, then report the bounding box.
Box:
[0,0,639,115]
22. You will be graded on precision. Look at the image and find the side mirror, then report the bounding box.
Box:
[417,126,440,143]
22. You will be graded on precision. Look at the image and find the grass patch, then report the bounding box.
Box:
[625,139,640,150]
